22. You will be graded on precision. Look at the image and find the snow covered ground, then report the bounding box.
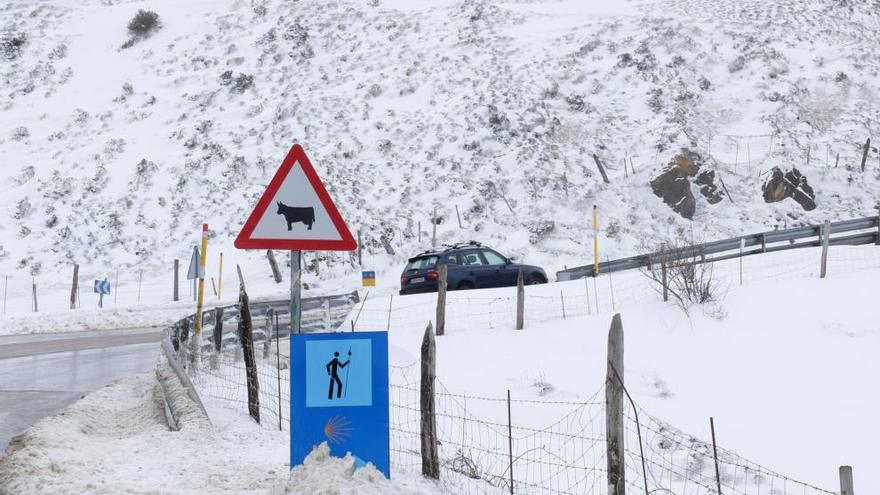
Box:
[1,245,876,492]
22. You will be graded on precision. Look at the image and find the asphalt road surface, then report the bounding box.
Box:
[0,328,162,452]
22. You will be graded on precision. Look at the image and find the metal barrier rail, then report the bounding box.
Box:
[557,215,880,281]
[158,290,360,419]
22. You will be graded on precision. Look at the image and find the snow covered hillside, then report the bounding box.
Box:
[2,0,880,288]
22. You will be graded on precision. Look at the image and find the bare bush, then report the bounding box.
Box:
[642,241,719,313]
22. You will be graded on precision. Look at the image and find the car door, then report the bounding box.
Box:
[458,249,493,288]
[481,249,518,287]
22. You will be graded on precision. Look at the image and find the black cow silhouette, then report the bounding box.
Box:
[276,202,315,231]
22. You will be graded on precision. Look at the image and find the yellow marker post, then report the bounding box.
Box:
[217,252,224,300]
[195,223,209,334]
[592,205,599,275]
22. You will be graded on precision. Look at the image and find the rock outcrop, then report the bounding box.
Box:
[761,167,816,211]
[695,170,724,204]
[650,150,714,219]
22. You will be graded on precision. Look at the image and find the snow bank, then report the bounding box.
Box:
[285,443,441,495]
[0,374,289,494]
[0,372,441,494]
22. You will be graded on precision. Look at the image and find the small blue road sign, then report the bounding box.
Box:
[290,331,389,477]
[93,279,111,295]
[361,271,376,287]
[186,246,201,280]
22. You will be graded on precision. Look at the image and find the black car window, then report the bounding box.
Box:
[481,249,507,265]
[405,256,438,270]
[445,253,460,265]
[459,250,486,266]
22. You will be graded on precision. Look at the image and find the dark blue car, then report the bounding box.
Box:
[399,242,548,295]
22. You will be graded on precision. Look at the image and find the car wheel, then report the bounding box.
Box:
[526,275,546,285]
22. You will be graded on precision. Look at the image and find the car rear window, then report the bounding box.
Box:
[405,256,438,270]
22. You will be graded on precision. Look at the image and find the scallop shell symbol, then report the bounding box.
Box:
[323,415,353,444]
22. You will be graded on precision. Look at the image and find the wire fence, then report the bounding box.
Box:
[349,244,880,334]
[623,403,836,495]
[158,244,875,494]
[173,338,839,495]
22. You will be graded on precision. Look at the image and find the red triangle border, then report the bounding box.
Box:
[234,144,357,251]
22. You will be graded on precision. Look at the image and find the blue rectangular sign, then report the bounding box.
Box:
[93,280,111,295]
[290,331,390,477]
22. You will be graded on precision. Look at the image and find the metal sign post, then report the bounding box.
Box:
[290,250,302,334]
[194,224,209,335]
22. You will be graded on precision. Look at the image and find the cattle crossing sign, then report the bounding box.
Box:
[235,144,357,337]
[234,144,356,251]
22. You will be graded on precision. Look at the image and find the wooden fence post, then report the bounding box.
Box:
[507,389,514,495]
[238,284,260,423]
[876,214,880,246]
[70,264,79,310]
[173,259,180,302]
[213,307,224,353]
[267,249,282,283]
[606,313,625,495]
[420,322,439,479]
[357,230,363,266]
[710,417,723,495]
[435,264,447,336]
[820,220,830,279]
[592,154,611,184]
[516,269,524,330]
[32,278,38,313]
[432,207,437,247]
[455,205,463,229]
[860,138,870,172]
[839,466,854,495]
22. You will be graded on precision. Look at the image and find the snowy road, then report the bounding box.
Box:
[0,329,161,452]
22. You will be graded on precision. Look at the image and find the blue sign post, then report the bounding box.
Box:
[290,331,390,476]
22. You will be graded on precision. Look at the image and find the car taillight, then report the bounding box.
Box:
[400,276,407,286]
[426,271,439,280]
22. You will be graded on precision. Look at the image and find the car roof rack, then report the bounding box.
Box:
[440,240,482,250]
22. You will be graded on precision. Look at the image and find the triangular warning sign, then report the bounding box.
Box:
[234,145,357,251]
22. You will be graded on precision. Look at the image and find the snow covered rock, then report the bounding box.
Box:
[695,169,724,205]
[649,150,702,219]
[761,167,816,211]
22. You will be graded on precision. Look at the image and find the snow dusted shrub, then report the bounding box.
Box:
[229,73,254,94]
[13,198,32,220]
[130,159,158,191]
[366,83,383,98]
[14,166,35,185]
[1,32,27,60]
[121,10,161,49]
[646,87,664,114]
[10,126,29,141]
[128,10,160,37]
[565,93,585,112]
[727,55,745,73]
[283,21,314,59]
